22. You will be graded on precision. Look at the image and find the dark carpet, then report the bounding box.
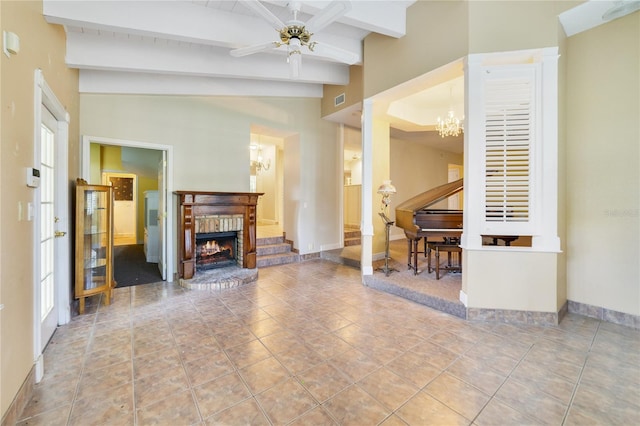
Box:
[114,244,163,287]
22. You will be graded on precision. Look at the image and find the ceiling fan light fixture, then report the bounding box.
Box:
[288,38,302,79]
[230,0,356,78]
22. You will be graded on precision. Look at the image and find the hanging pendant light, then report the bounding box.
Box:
[436,87,464,138]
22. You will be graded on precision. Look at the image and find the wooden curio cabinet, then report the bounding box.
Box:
[75,181,115,314]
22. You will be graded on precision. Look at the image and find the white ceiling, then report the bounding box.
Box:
[43,0,414,95]
[43,0,632,156]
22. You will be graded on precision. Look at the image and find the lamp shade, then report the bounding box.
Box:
[377,180,396,196]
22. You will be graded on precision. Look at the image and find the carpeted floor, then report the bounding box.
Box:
[113,244,163,287]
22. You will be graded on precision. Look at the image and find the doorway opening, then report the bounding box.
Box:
[249,126,285,240]
[82,136,174,284]
[103,172,137,246]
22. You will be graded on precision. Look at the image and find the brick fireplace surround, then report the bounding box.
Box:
[176,191,262,280]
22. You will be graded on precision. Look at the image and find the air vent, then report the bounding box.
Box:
[335,93,345,107]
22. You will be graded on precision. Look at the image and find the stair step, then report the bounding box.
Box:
[344,237,361,247]
[257,236,285,246]
[257,252,300,268]
[344,230,361,239]
[257,243,293,256]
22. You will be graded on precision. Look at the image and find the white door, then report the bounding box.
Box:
[34,70,71,382]
[103,172,137,245]
[39,106,59,349]
[157,155,167,280]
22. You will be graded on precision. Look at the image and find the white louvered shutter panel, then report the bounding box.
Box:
[482,65,539,235]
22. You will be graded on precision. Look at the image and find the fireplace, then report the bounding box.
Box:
[176,191,263,280]
[196,231,237,270]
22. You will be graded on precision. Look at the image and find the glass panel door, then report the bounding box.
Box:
[40,106,57,348]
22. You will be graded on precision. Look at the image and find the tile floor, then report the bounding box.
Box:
[17,260,640,425]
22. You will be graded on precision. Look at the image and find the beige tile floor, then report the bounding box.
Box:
[18,260,640,425]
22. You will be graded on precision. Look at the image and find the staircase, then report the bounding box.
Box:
[344,226,361,246]
[256,235,299,268]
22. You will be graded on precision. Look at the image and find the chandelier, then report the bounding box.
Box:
[436,110,463,138]
[436,86,464,138]
[251,144,271,173]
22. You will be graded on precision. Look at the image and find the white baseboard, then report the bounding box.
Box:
[320,242,342,251]
[459,290,468,306]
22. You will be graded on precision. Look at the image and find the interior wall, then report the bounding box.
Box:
[0,0,79,419]
[80,95,341,256]
[467,0,575,54]
[363,0,469,98]
[321,65,363,118]
[565,12,640,316]
[389,139,464,240]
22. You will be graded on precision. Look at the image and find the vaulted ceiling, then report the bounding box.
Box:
[43,0,415,97]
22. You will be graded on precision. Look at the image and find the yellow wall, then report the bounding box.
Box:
[100,145,123,171]
[0,0,79,418]
[89,143,101,183]
[565,12,640,316]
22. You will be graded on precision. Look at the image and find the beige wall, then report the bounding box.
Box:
[80,95,342,255]
[465,250,559,311]
[363,0,469,98]
[467,0,574,54]
[565,12,640,316]
[363,1,575,98]
[322,65,363,118]
[1,0,79,418]
[389,139,464,240]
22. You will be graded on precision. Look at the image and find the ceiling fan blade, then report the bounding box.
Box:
[242,0,287,31]
[230,41,280,58]
[305,0,352,33]
[309,41,358,65]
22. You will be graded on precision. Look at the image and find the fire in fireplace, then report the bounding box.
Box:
[196,231,237,270]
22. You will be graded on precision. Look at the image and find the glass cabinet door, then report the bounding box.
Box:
[75,182,113,313]
[81,189,108,290]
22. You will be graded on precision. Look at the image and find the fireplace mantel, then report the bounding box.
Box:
[176,191,263,280]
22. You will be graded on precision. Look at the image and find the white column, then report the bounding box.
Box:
[361,99,374,276]
[461,53,484,250]
[533,47,561,252]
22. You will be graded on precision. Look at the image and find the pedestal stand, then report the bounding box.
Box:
[377,212,398,276]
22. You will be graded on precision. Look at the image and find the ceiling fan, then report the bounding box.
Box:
[230,0,358,79]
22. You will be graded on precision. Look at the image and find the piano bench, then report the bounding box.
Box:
[427,242,462,280]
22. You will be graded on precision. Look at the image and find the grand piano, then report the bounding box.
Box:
[395,179,464,275]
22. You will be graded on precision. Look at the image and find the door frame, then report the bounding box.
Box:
[81,135,174,282]
[33,69,71,382]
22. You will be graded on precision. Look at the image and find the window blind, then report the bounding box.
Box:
[482,67,537,234]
